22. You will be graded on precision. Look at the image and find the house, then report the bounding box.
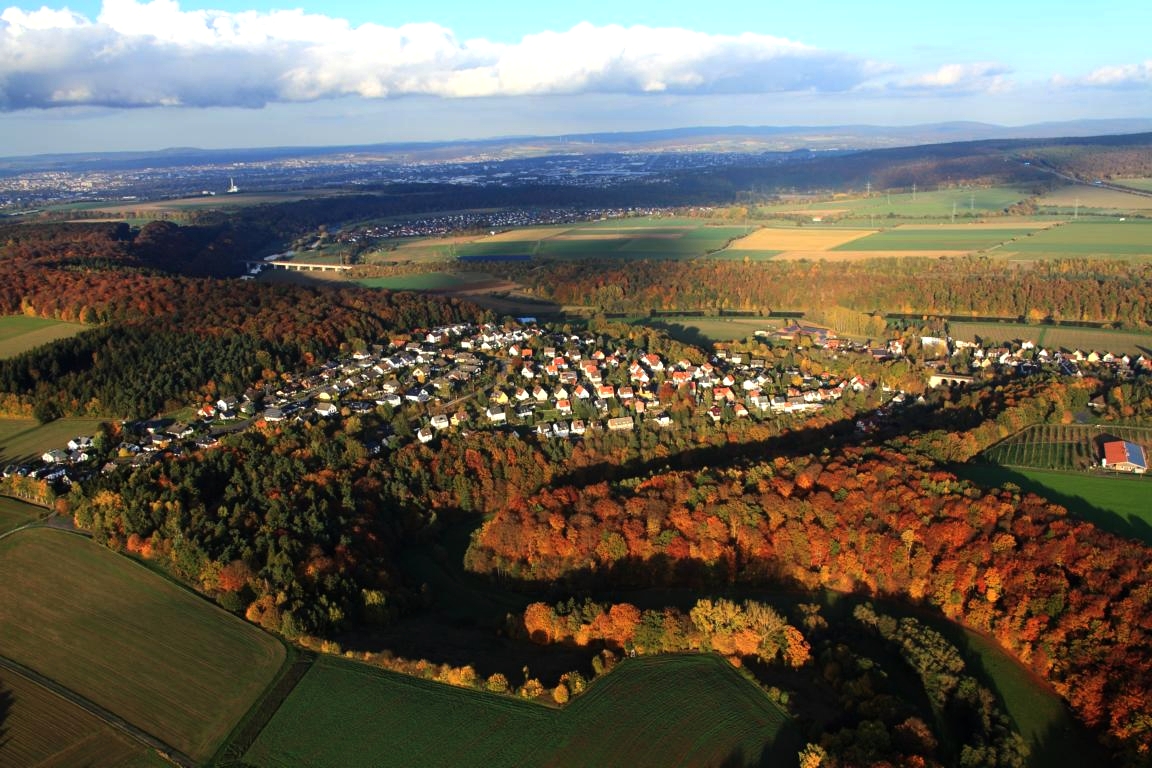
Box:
[417,426,434,444]
[1101,438,1148,474]
[607,416,635,432]
[314,402,339,418]
[430,414,451,431]
[486,406,507,424]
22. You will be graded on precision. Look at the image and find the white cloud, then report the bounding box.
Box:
[890,62,1013,94]
[1073,60,1152,88]
[0,0,878,110]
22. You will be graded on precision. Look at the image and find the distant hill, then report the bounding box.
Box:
[2,118,1151,171]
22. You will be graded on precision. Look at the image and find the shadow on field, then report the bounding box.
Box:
[0,680,12,751]
[954,463,1152,545]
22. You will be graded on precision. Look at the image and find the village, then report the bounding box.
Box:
[12,318,1152,489]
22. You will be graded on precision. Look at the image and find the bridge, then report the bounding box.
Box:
[927,373,977,388]
[247,260,352,273]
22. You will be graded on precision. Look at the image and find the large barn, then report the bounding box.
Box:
[1101,438,1149,474]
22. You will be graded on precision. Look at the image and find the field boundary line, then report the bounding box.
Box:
[215,648,317,766]
[0,653,196,768]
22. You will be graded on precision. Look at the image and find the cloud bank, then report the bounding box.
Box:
[0,0,880,110]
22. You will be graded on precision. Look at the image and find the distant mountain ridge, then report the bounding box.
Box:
[2,118,1151,172]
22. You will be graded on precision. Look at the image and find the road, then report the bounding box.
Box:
[1019,158,1152,199]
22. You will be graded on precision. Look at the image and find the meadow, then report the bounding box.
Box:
[0,495,46,534]
[0,668,162,768]
[830,226,1039,252]
[0,529,286,762]
[243,653,794,768]
[948,321,1152,354]
[1119,178,1152,192]
[0,315,87,359]
[760,186,1030,219]
[1000,220,1152,259]
[0,417,109,464]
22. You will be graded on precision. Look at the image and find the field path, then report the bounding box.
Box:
[0,653,196,768]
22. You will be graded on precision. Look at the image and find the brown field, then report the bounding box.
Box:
[774,249,967,261]
[0,669,155,768]
[726,228,876,251]
[1039,186,1152,210]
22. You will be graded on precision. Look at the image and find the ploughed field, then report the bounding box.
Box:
[0,528,285,763]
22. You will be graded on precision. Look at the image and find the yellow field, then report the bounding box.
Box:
[727,228,876,251]
[773,249,967,261]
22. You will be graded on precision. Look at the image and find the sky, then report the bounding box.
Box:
[0,0,1150,155]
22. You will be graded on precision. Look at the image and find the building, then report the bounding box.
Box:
[1101,438,1148,474]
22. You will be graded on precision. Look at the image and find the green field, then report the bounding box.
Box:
[0,417,109,464]
[0,495,45,533]
[243,654,794,768]
[760,187,1030,219]
[955,626,1105,767]
[0,668,163,768]
[948,321,1152,354]
[1003,220,1152,259]
[1119,178,1152,192]
[831,227,1039,251]
[358,272,474,290]
[0,529,286,762]
[959,463,1152,545]
[0,315,87,359]
[451,222,756,261]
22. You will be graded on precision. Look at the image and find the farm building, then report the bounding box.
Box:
[1100,438,1148,474]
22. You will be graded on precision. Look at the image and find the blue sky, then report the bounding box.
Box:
[1,0,1149,155]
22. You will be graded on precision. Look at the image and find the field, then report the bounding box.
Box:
[243,653,794,768]
[966,423,1152,543]
[831,226,1040,252]
[959,463,1152,545]
[724,226,876,251]
[0,668,161,768]
[1119,178,1152,192]
[0,315,87,359]
[0,528,286,762]
[1037,185,1152,212]
[50,191,333,216]
[356,271,497,291]
[999,220,1152,259]
[948,321,1152,354]
[0,496,45,533]
[760,186,1030,219]
[0,417,109,464]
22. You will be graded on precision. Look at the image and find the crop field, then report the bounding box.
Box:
[1037,185,1152,212]
[435,221,757,261]
[0,315,87,359]
[724,226,876,251]
[0,669,160,768]
[1000,220,1152,259]
[831,226,1039,252]
[761,187,1030,219]
[0,417,109,464]
[0,529,286,762]
[0,496,45,534]
[948,321,1152,354]
[243,653,793,768]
